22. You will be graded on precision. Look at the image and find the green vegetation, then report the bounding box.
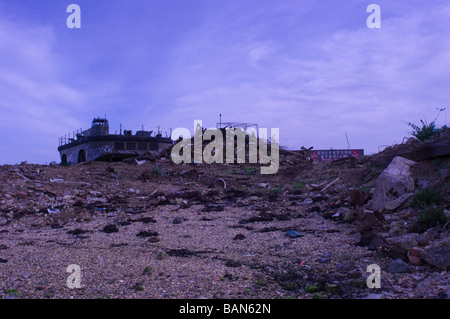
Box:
[407,108,447,142]
[133,284,144,292]
[255,278,267,287]
[4,289,19,296]
[283,282,297,291]
[152,165,166,177]
[417,206,448,227]
[142,266,153,275]
[411,186,448,232]
[305,285,320,293]
[411,187,444,209]
[293,181,305,190]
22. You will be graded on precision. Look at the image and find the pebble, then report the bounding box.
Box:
[173,217,183,224]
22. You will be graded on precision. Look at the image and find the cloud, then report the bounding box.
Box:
[162,2,450,154]
[0,17,85,164]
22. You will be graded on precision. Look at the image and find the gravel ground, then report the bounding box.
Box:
[0,160,448,299]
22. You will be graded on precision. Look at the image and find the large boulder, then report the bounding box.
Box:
[370,156,416,211]
[421,238,450,270]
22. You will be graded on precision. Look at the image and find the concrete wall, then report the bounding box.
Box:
[60,140,173,164]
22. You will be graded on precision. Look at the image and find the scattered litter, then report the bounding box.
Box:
[50,178,64,183]
[47,208,61,214]
[320,177,341,192]
[286,230,305,238]
[135,159,146,166]
[214,178,227,189]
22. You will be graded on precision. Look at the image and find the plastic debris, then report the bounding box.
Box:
[286,230,305,238]
[214,178,227,189]
[47,208,61,214]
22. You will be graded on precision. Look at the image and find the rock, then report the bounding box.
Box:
[421,238,450,270]
[233,234,246,240]
[389,233,421,258]
[337,207,354,222]
[399,233,421,249]
[389,220,404,235]
[137,231,159,238]
[386,258,411,273]
[317,253,331,263]
[383,193,414,211]
[349,189,367,206]
[347,271,362,279]
[102,224,118,233]
[337,260,355,272]
[173,217,183,224]
[299,198,313,205]
[17,191,27,198]
[371,156,415,211]
[407,247,423,265]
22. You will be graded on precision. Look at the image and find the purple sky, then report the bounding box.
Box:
[1,0,449,164]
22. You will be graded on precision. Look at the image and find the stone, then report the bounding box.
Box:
[347,271,362,279]
[396,233,420,252]
[386,258,411,273]
[387,233,420,261]
[233,234,246,240]
[349,189,367,206]
[337,260,355,272]
[407,247,423,265]
[173,217,183,224]
[102,224,119,233]
[389,220,404,235]
[383,193,414,211]
[371,156,415,211]
[300,198,313,205]
[338,207,354,222]
[421,239,450,270]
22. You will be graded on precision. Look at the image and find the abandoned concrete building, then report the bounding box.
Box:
[58,117,173,164]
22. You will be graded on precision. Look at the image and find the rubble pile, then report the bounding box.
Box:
[0,144,449,299]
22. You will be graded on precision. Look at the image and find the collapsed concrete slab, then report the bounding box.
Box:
[370,156,416,211]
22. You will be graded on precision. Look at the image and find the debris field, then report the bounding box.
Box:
[0,145,449,299]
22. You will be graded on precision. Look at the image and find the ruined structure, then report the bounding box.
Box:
[58,117,173,164]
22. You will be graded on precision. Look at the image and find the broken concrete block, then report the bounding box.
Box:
[371,156,416,211]
[383,193,414,212]
[421,238,450,270]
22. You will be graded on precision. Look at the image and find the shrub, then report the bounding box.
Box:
[417,206,448,227]
[411,187,444,209]
[406,108,447,142]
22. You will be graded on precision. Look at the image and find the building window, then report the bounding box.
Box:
[127,142,136,150]
[149,143,158,151]
[138,143,147,151]
[115,142,125,150]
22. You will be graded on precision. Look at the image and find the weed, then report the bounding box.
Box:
[256,278,267,286]
[142,266,153,275]
[305,285,320,293]
[406,108,447,142]
[4,288,19,296]
[293,181,305,190]
[283,282,297,291]
[133,285,144,292]
[417,206,448,226]
[411,187,444,209]
[152,165,166,177]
